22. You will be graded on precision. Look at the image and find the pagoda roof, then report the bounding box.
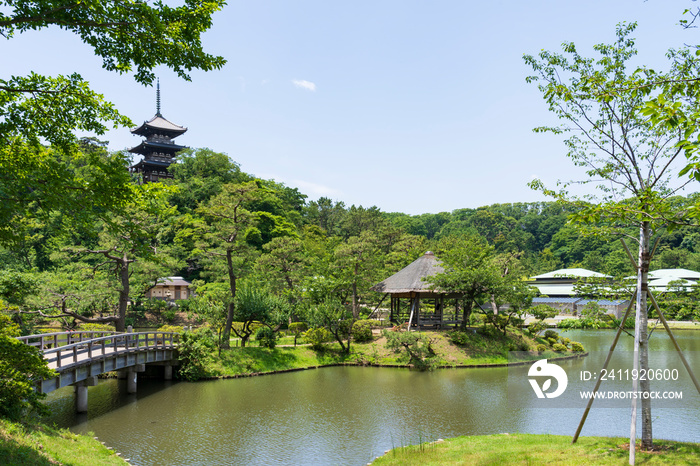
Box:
[128,140,186,154]
[131,159,173,169]
[131,114,187,137]
[371,251,445,294]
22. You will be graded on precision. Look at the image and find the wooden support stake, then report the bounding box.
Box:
[572,294,636,443]
[647,291,700,396]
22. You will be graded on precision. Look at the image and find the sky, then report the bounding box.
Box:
[3,0,699,215]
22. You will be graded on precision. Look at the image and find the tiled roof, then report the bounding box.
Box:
[131,115,187,135]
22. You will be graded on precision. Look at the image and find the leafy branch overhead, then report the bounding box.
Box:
[0,0,226,84]
[0,0,226,244]
[524,22,698,236]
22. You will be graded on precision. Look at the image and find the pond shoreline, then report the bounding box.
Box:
[202,351,589,381]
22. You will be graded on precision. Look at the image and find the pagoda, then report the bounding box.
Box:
[129,80,187,183]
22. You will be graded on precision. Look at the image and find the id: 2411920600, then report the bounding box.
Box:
[580,368,680,381]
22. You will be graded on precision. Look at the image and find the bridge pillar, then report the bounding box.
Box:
[75,382,88,413]
[164,364,173,380]
[74,377,98,413]
[127,369,137,394]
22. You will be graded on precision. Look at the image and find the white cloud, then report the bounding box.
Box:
[292,79,317,91]
[292,179,340,198]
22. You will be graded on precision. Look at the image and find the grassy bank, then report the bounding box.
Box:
[200,328,584,378]
[371,433,700,465]
[0,419,125,465]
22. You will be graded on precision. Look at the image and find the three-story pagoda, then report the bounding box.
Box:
[129,81,187,183]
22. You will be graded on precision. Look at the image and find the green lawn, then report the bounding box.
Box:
[0,419,125,465]
[371,434,700,465]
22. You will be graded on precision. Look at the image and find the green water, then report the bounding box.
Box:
[45,330,700,465]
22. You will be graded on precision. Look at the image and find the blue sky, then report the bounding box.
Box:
[4,0,698,214]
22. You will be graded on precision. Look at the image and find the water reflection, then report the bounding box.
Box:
[44,330,700,466]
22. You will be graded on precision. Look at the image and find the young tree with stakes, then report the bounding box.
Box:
[524,23,698,456]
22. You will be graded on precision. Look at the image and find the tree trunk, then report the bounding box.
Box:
[221,249,237,349]
[352,262,360,319]
[631,221,653,457]
[116,256,130,332]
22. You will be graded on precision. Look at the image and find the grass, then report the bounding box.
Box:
[648,321,700,330]
[201,327,584,378]
[370,433,700,465]
[0,418,125,465]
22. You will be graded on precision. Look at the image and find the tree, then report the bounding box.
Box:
[1,1,226,241]
[44,184,175,331]
[427,233,497,327]
[230,282,289,347]
[301,298,352,354]
[333,230,382,320]
[524,23,698,451]
[197,182,259,348]
[0,312,55,420]
[255,236,309,300]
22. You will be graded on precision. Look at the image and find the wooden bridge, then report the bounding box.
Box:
[17,330,180,413]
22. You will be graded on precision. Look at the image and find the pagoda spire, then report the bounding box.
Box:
[156,78,162,117]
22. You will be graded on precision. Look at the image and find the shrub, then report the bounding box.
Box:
[536,344,547,353]
[383,330,438,371]
[552,343,568,352]
[558,318,583,329]
[559,336,571,348]
[303,327,331,350]
[158,324,185,334]
[366,319,390,328]
[448,331,470,346]
[163,307,177,323]
[0,313,56,420]
[177,328,216,381]
[78,323,115,332]
[288,322,307,346]
[547,338,558,346]
[527,320,548,337]
[543,329,559,340]
[571,341,585,353]
[255,327,278,349]
[351,320,373,343]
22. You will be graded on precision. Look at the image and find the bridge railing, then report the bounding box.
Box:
[18,331,180,370]
[17,331,118,351]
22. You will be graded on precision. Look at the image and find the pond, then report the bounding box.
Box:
[45,329,700,465]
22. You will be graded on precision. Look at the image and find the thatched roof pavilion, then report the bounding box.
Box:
[371,251,463,329]
[372,251,444,296]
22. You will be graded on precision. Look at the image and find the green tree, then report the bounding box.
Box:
[231,282,289,347]
[0,312,56,420]
[427,233,497,327]
[524,23,698,450]
[197,182,260,348]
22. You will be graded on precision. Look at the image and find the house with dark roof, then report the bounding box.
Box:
[146,277,193,301]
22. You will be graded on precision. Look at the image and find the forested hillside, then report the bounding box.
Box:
[1,146,698,332]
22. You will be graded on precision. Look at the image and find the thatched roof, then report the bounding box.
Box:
[371,251,444,294]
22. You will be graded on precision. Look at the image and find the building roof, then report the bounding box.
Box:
[531,268,610,280]
[131,115,187,137]
[155,276,192,287]
[648,268,700,281]
[128,140,186,155]
[371,251,444,294]
[530,284,577,296]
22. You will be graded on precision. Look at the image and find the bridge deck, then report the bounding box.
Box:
[17,331,180,394]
